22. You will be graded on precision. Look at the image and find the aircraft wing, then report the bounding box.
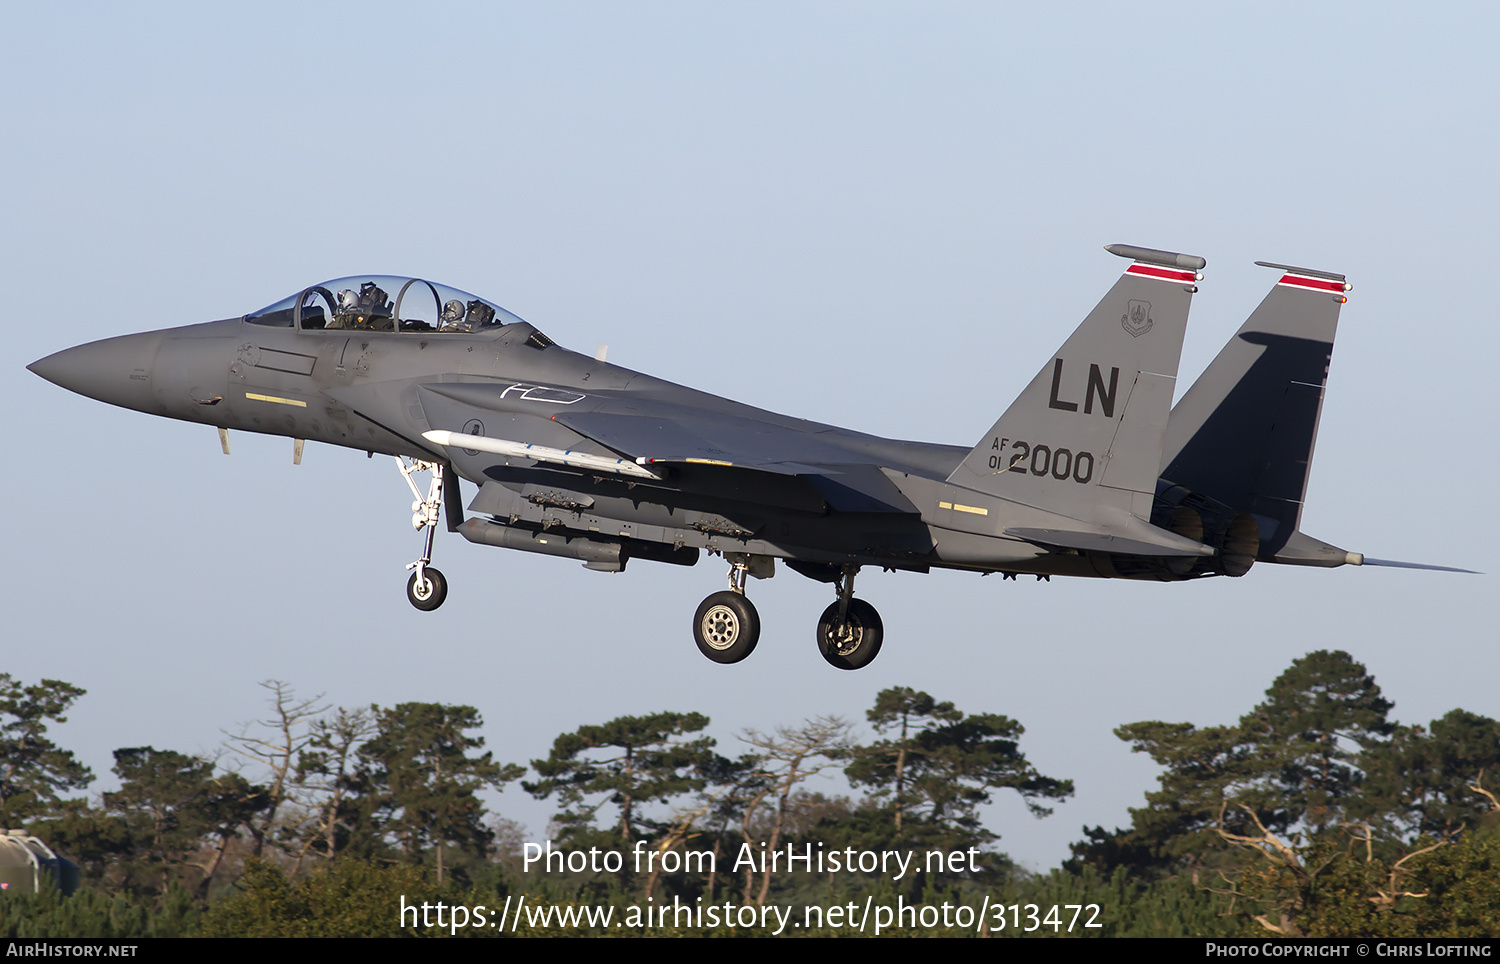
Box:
[553,410,833,476]
[554,408,923,514]
[418,382,922,514]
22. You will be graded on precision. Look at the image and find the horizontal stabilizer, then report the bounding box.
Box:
[1268,529,1357,568]
[1358,557,1480,574]
[1273,530,1480,572]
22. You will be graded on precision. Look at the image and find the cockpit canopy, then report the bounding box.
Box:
[246,276,528,333]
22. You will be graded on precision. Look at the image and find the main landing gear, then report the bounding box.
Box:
[692,558,760,664]
[816,565,882,670]
[689,559,885,670]
[398,457,448,611]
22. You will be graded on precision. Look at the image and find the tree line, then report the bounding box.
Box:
[1,650,1496,937]
[1068,650,1500,936]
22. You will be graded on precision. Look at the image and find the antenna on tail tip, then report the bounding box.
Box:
[1105,244,1206,272]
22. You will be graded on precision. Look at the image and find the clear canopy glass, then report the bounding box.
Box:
[246,276,528,333]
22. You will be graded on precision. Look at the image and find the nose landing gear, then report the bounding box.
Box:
[816,566,883,670]
[398,457,448,611]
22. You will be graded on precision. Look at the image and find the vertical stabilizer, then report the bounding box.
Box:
[1160,263,1349,553]
[947,245,1201,523]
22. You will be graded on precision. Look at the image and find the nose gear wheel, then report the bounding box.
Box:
[407,568,448,611]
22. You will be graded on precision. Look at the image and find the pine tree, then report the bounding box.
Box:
[1357,709,1500,840]
[351,703,523,884]
[843,687,1073,857]
[0,675,93,825]
[526,711,719,846]
[1077,651,1398,878]
[103,747,237,896]
[1242,649,1395,833]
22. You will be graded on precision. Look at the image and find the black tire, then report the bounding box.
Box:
[692,591,760,664]
[816,598,883,670]
[406,567,448,611]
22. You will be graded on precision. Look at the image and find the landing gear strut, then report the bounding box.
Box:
[397,457,448,611]
[816,566,883,670]
[691,557,760,663]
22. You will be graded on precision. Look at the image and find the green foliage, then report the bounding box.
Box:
[201,859,501,937]
[996,866,1231,938]
[526,711,719,846]
[1075,720,1257,878]
[1357,710,1500,841]
[1242,649,1395,833]
[844,687,1073,849]
[1219,829,1500,938]
[101,746,264,898]
[30,747,265,901]
[1076,650,1399,879]
[1401,830,1500,936]
[7,663,1495,938]
[0,876,201,938]
[350,703,523,880]
[1073,650,1500,937]
[29,798,135,889]
[0,675,93,825]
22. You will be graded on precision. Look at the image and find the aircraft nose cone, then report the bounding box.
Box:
[28,330,167,413]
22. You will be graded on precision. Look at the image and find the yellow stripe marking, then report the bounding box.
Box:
[684,458,733,466]
[939,501,988,515]
[245,392,307,408]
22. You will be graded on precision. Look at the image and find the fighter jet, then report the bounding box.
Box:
[28,244,1466,670]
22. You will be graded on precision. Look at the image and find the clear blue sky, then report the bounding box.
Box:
[3,2,1494,873]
